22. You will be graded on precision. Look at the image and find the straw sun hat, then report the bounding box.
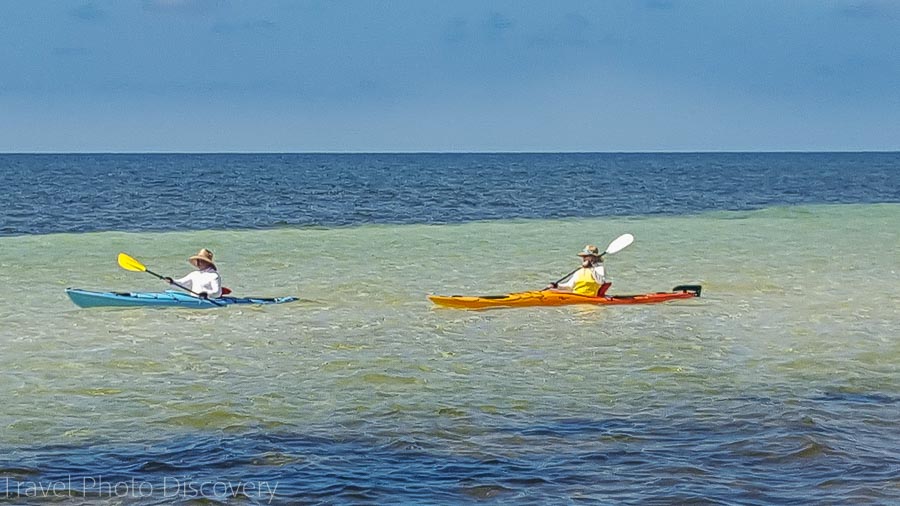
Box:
[188,248,217,269]
[577,245,601,257]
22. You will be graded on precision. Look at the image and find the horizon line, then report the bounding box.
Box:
[2,150,900,155]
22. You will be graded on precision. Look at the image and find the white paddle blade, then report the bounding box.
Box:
[604,233,634,255]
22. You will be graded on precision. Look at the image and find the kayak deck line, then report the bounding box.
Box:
[65,288,298,309]
[428,285,702,310]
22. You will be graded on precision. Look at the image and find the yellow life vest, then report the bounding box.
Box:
[572,267,601,296]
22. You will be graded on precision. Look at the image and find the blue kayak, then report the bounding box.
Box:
[66,288,298,309]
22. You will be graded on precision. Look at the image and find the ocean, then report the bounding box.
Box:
[1,153,898,504]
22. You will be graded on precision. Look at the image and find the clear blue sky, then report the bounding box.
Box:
[2,0,899,152]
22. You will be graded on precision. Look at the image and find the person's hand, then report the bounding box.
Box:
[545,282,558,290]
[163,277,173,284]
[199,292,209,299]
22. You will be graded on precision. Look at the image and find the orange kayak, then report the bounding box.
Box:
[428,285,701,309]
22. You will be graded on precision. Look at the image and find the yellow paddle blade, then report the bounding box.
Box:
[117,252,147,272]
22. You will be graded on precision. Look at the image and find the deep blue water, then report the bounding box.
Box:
[1,152,898,235]
[4,394,898,505]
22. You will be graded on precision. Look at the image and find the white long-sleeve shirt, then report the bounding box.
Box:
[174,267,222,298]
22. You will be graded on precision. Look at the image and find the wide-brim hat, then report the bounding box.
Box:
[577,245,601,257]
[188,248,217,269]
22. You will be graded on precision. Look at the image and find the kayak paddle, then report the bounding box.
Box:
[547,233,635,288]
[117,252,224,306]
[603,233,635,257]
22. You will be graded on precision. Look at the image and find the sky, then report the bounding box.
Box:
[1,0,899,152]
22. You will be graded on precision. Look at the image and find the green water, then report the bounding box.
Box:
[1,204,898,450]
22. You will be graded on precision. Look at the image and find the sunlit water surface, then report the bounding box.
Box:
[1,204,898,503]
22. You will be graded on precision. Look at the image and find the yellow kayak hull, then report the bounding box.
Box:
[428,285,701,309]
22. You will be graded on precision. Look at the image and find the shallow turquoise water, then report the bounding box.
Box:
[1,204,898,503]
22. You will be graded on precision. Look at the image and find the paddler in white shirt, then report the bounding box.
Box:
[163,248,223,299]
[546,245,611,297]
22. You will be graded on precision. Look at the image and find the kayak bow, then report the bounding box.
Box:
[66,288,298,309]
[428,285,701,309]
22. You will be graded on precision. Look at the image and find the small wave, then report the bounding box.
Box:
[157,409,257,430]
[358,373,421,385]
[0,466,40,480]
[458,483,516,500]
[815,391,899,405]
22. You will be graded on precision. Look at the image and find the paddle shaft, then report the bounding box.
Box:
[144,268,224,306]
[551,252,608,286]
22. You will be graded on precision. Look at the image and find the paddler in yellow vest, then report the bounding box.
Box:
[546,245,611,297]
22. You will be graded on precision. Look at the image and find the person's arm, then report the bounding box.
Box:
[554,270,577,291]
[592,264,607,284]
[206,273,222,298]
[546,270,574,290]
[168,272,195,291]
